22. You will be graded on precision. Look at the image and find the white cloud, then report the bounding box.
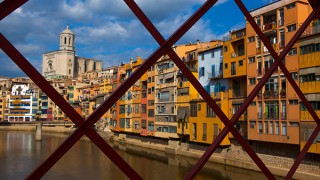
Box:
[0,0,234,77]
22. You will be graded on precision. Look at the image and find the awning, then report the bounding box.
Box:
[178,88,189,94]
[232,99,244,105]
[165,72,174,79]
[177,107,188,120]
[305,94,320,101]
[299,67,320,75]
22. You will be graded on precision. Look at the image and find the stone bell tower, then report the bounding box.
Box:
[59,25,75,51]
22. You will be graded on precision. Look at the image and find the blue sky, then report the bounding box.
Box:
[0,0,273,77]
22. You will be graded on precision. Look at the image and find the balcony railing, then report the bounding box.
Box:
[256,47,261,54]
[262,21,277,31]
[209,71,222,79]
[263,90,278,99]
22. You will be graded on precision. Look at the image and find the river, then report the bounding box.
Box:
[0,131,280,179]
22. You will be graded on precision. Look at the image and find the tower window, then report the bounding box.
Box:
[69,37,71,45]
[64,37,67,44]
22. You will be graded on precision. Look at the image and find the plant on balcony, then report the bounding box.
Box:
[263,90,271,98]
[280,89,286,98]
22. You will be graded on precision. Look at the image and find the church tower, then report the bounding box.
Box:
[59,26,75,51]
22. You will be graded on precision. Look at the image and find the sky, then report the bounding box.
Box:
[0,0,275,77]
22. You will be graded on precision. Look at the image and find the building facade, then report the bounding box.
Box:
[42,26,102,79]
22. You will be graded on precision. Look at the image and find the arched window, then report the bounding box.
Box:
[69,37,71,45]
[64,37,67,44]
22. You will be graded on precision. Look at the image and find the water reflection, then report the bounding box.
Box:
[0,131,278,179]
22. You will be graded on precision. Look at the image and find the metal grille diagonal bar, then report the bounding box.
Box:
[0,33,142,180]
[20,0,221,178]
[124,1,274,179]
[0,0,28,21]
[235,1,320,179]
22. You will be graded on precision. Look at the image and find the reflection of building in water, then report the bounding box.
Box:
[8,84,39,122]
[42,26,102,79]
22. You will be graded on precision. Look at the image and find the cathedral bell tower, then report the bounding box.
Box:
[60,25,75,51]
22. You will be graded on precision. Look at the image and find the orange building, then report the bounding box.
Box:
[246,0,309,146]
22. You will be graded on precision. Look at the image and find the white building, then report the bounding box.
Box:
[8,84,38,122]
[42,26,103,79]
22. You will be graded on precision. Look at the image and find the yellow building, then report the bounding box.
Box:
[188,91,231,145]
[223,28,248,138]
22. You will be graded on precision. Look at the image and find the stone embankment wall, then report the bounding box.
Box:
[108,132,320,180]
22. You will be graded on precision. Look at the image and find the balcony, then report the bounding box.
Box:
[177,96,190,103]
[257,67,263,76]
[209,71,223,79]
[263,43,277,53]
[262,21,277,32]
[256,47,261,54]
[263,90,278,99]
[229,89,246,98]
[265,112,279,120]
[178,81,190,88]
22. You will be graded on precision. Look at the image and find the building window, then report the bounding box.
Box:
[250,121,256,128]
[206,104,216,117]
[287,24,296,32]
[193,123,197,140]
[202,123,207,141]
[300,74,316,83]
[211,52,215,58]
[231,62,236,75]
[249,78,256,85]
[265,77,278,91]
[258,122,263,133]
[291,72,298,80]
[224,46,228,52]
[238,60,243,66]
[289,99,299,105]
[224,63,228,69]
[201,54,204,60]
[264,122,268,134]
[275,122,280,135]
[148,109,154,117]
[269,121,274,134]
[256,16,261,26]
[288,48,297,56]
[199,67,205,77]
[300,43,320,55]
[248,36,255,43]
[281,122,287,135]
[249,57,255,63]
[190,103,197,117]
[286,3,295,9]
[265,101,279,119]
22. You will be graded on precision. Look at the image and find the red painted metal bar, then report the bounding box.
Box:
[124,1,274,179]
[23,0,219,177]
[0,34,142,180]
[0,0,28,20]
